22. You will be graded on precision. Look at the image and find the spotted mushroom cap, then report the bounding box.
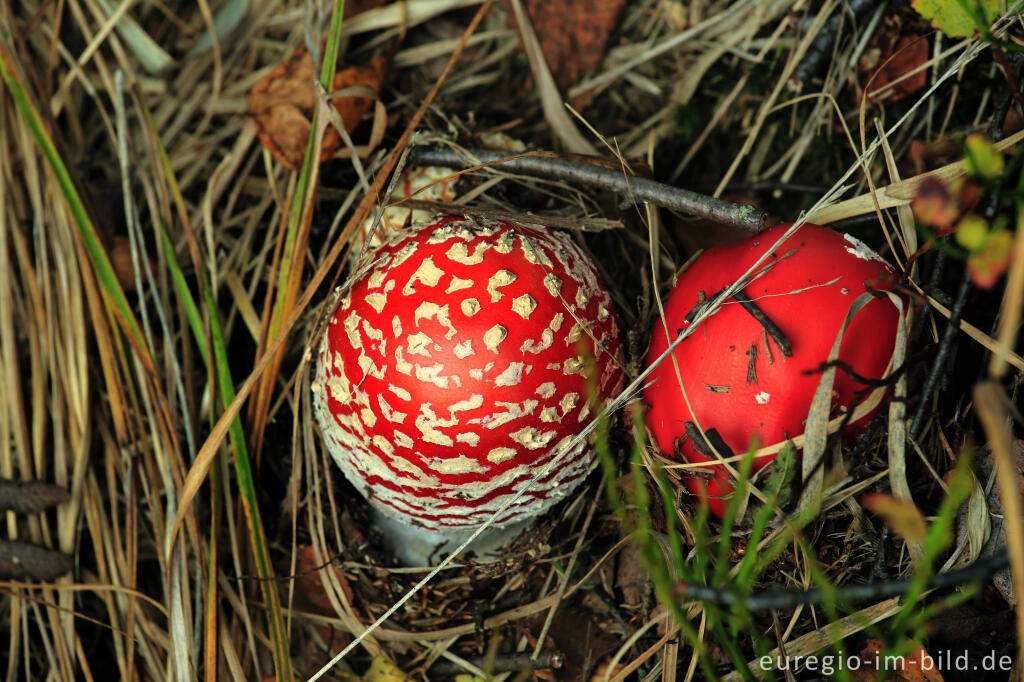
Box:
[313,216,623,531]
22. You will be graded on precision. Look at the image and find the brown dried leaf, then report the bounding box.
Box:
[859,13,929,103]
[615,539,649,610]
[517,0,627,92]
[952,463,991,569]
[291,544,353,616]
[852,639,945,681]
[248,47,387,169]
[911,176,959,229]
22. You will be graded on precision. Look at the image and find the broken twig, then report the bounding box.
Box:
[406,146,770,233]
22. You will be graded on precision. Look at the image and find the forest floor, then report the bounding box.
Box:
[1,0,1024,680]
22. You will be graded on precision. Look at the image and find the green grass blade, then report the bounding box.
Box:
[161,223,293,679]
[0,45,154,374]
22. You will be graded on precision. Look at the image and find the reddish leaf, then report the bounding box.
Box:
[859,13,929,103]
[248,47,387,169]
[968,230,1014,288]
[291,545,353,616]
[861,36,929,103]
[911,176,959,229]
[907,136,960,174]
[852,639,945,681]
[516,0,627,92]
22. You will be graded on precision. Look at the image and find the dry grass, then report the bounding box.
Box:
[1,0,1023,679]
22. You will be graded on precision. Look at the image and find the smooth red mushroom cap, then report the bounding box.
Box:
[313,216,623,531]
[643,223,902,515]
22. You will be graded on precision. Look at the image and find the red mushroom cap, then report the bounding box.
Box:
[643,223,902,516]
[313,216,623,532]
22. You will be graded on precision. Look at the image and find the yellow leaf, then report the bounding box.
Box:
[955,214,989,251]
[965,133,1004,179]
[363,656,413,682]
[912,0,1001,38]
[863,493,928,544]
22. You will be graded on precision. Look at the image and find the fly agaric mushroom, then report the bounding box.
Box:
[644,223,902,516]
[313,216,622,564]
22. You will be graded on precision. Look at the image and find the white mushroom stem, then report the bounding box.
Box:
[369,508,533,567]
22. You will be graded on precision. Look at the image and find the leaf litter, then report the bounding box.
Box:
[3,0,1024,679]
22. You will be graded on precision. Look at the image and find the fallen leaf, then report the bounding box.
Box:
[907,136,961,174]
[852,639,945,681]
[615,539,649,610]
[291,544,353,616]
[952,458,990,569]
[862,493,928,545]
[516,0,627,93]
[248,47,387,169]
[912,0,1000,37]
[859,14,929,104]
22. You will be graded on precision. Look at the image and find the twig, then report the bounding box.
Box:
[588,586,635,640]
[732,290,793,358]
[681,286,793,357]
[427,649,565,676]
[791,0,879,88]
[908,269,972,442]
[676,550,1010,611]
[0,540,74,582]
[0,479,70,514]
[397,198,623,232]
[406,146,770,233]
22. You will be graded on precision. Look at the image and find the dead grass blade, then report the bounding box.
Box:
[172,4,495,674]
[723,597,903,681]
[248,0,347,463]
[0,43,155,376]
[507,0,595,155]
[807,128,1024,224]
[974,382,1024,668]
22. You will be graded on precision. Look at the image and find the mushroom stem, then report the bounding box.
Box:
[369,509,533,567]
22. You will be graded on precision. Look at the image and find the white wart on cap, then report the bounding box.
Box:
[313,216,622,562]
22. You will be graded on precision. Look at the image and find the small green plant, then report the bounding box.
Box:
[598,406,987,680]
[912,134,1018,288]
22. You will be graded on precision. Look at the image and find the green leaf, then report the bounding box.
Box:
[912,0,1001,37]
[965,133,1004,179]
[760,442,797,510]
[955,214,989,251]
